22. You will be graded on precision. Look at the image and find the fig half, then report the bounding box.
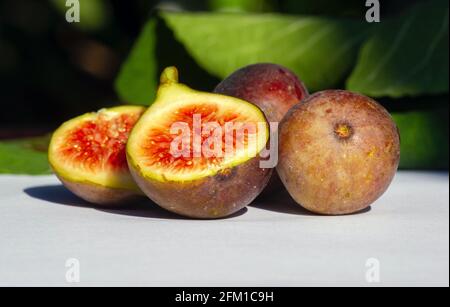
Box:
[127,67,273,219]
[49,106,146,206]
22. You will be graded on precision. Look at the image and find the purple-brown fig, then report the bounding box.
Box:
[277,90,401,215]
[215,63,309,123]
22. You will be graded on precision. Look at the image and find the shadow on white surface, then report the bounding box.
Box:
[23,184,372,220]
[23,185,248,220]
[252,189,372,216]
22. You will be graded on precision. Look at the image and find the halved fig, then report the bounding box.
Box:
[49,106,146,206]
[127,67,273,219]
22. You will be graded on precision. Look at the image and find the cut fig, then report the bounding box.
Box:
[49,106,146,206]
[127,67,272,219]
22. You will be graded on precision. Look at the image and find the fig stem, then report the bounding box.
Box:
[160,67,179,85]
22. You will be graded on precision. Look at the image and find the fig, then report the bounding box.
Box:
[127,67,272,219]
[215,63,309,195]
[48,106,146,206]
[215,63,309,124]
[277,90,401,215]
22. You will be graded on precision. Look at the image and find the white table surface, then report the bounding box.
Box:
[0,171,448,287]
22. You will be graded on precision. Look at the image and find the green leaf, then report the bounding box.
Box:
[281,0,364,18]
[0,136,52,175]
[347,0,449,98]
[115,19,158,105]
[161,12,368,91]
[393,107,449,170]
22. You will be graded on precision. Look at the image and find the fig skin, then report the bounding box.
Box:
[57,175,143,207]
[215,63,309,123]
[277,90,401,215]
[129,156,272,219]
[215,64,309,196]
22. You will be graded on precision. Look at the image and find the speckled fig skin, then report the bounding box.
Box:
[277,90,401,215]
[215,63,309,123]
[129,156,272,219]
[57,176,143,207]
[215,63,309,196]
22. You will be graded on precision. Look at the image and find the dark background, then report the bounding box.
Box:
[0,0,447,173]
[0,0,423,139]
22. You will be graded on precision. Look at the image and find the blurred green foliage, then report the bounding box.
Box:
[50,0,112,31]
[0,0,448,174]
[348,0,449,97]
[116,12,369,104]
[282,0,364,17]
[162,13,367,91]
[393,106,449,170]
[116,20,158,105]
[209,0,276,12]
[0,136,52,175]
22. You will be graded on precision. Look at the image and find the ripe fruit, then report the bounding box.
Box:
[214,63,309,123]
[49,106,145,206]
[215,63,309,195]
[277,90,401,215]
[127,67,272,219]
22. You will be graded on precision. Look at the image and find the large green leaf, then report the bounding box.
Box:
[281,0,364,17]
[0,136,52,175]
[115,19,158,105]
[347,0,449,98]
[393,107,449,170]
[161,12,368,91]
